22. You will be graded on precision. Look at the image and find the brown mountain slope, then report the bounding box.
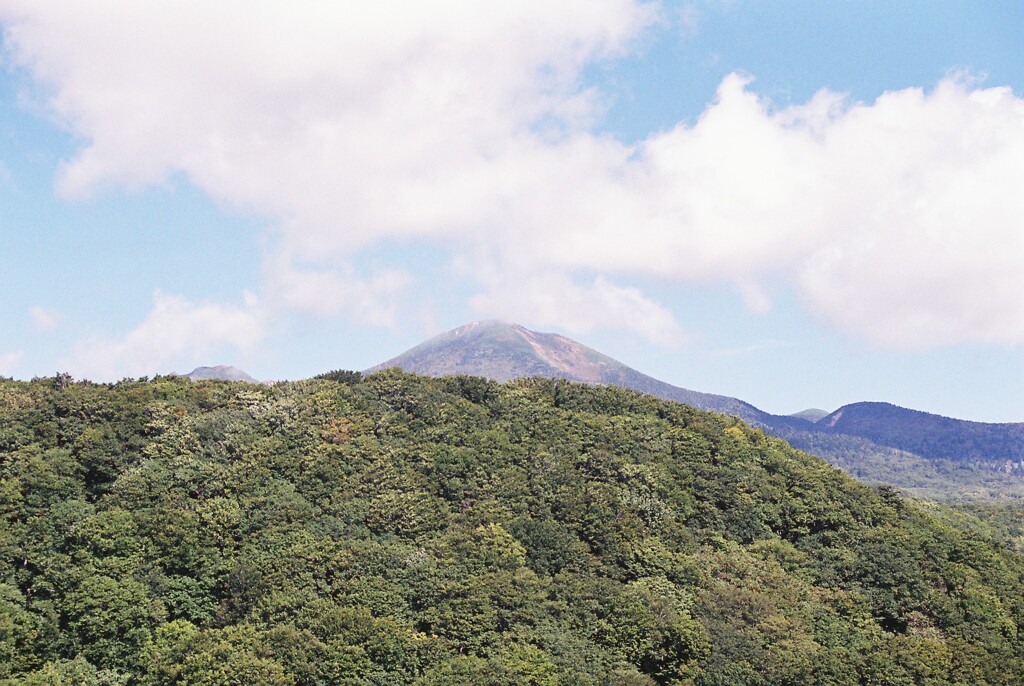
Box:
[367,320,766,423]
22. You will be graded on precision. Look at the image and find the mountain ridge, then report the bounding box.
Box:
[368,320,767,423]
[821,400,1024,463]
[369,320,1024,498]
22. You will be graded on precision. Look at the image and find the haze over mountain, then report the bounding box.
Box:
[371,321,1024,499]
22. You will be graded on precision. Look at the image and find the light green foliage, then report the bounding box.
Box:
[7,656,127,686]
[0,372,1023,683]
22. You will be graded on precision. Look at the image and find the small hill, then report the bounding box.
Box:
[790,408,829,423]
[184,365,257,383]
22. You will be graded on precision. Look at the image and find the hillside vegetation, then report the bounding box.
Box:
[369,321,1024,500]
[2,371,1024,684]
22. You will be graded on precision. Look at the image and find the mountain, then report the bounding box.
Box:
[3,371,1024,682]
[367,320,768,424]
[820,401,1024,465]
[371,321,1024,499]
[184,365,258,383]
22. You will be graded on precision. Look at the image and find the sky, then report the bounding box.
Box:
[1,1,1022,423]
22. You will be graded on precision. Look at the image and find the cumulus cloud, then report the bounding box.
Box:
[262,252,412,327]
[3,1,1023,350]
[470,274,686,346]
[793,82,1024,347]
[0,1,654,234]
[65,293,265,381]
[567,74,1024,348]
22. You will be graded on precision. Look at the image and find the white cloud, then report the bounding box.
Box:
[0,350,23,376]
[0,1,655,239]
[29,305,58,333]
[262,252,412,328]
[3,2,1024,350]
[65,293,265,381]
[470,274,686,346]
[789,80,1024,348]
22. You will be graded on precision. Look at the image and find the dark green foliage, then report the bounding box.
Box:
[312,370,363,385]
[1,372,1023,683]
[781,428,1024,501]
[364,320,1024,499]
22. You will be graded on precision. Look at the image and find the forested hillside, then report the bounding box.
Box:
[817,402,1024,466]
[368,321,1024,499]
[2,371,1024,684]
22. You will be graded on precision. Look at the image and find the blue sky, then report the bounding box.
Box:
[1,1,1022,423]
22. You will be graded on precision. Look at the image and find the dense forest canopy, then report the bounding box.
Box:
[1,371,1024,684]
[362,321,1024,501]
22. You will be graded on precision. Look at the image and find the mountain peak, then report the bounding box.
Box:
[366,320,597,383]
[366,321,762,420]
